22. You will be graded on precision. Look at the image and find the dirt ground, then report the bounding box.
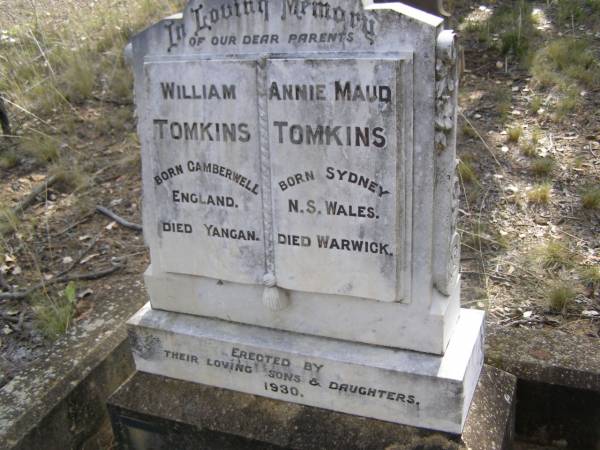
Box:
[0,0,599,389]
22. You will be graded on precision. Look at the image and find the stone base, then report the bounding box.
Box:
[107,366,516,450]
[126,304,484,434]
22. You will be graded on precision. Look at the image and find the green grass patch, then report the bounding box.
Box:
[521,141,537,157]
[535,240,577,271]
[532,37,600,117]
[462,122,478,139]
[458,159,478,184]
[507,126,523,143]
[487,1,537,62]
[530,158,555,178]
[579,265,600,288]
[32,282,78,339]
[20,134,60,165]
[547,282,577,313]
[581,186,600,210]
[530,95,543,114]
[0,149,20,169]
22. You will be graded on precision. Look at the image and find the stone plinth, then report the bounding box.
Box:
[126,303,484,434]
[108,365,515,450]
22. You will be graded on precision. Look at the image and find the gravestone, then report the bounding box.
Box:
[122,0,485,436]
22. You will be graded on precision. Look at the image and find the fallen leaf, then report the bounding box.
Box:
[582,310,599,318]
[62,256,74,264]
[105,221,117,230]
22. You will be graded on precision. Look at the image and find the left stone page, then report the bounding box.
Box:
[141,58,266,285]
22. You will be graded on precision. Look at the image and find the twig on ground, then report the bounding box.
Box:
[459,109,502,169]
[12,174,59,216]
[0,260,126,301]
[54,211,95,236]
[96,206,142,232]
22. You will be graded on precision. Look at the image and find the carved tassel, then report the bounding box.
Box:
[262,273,288,311]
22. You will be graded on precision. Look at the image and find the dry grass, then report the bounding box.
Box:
[547,282,576,313]
[458,159,478,184]
[535,240,577,271]
[527,183,552,204]
[0,0,185,338]
[507,126,523,143]
[581,186,600,210]
[530,158,555,178]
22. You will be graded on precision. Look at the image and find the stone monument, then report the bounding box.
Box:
[123,0,484,436]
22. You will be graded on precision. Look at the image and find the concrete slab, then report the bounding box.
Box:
[108,365,515,450]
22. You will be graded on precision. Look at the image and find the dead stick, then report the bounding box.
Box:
[12,174,59,216]
[96,206,142,232]
[0,263,125,301]
[54,211,95,236]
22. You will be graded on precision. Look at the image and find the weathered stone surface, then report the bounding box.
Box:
[127,303,484,433]
[0,287,145,450]
[462,365,516,450]
[130,0,464,356]
[108,365,515,450]
[486,325,600,392]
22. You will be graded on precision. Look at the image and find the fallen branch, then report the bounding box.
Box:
[0,261,126,301]
[96,205,142,232]
[13,174,59,216]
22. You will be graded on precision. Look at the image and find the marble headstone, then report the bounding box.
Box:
[125,0,484,433]
[130,0,465,355]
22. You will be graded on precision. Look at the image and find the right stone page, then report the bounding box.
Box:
[268,56,409,302]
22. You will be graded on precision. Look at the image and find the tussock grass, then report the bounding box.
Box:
[530,95,543,114]
[521,141,537,157]
[32,282,77,339]
[527,183,552,204]
[489,85,512,122]
[535,240,576,271]
[462,122,478,139]
[581,186,600,210]
[488,1,536,61]
[458,159,478,184]
[547,282,576,313]
[0,149,19,169]
[579,266,600,288]
[507,126,523,143]
[20,134,60,164]
[532,38,600,117]
[0,207,20,236]
[530,158,555,178]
